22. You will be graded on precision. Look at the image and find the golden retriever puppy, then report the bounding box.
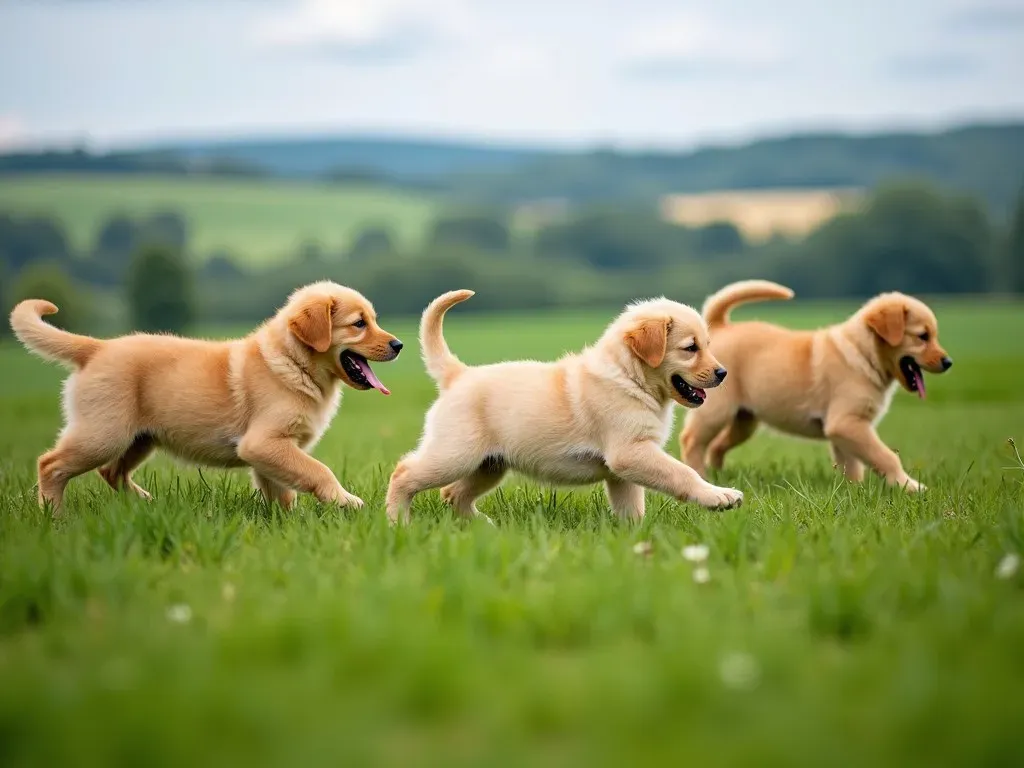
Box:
[10,281,402,512]
[385,290,744,524]
[680,280,953,491]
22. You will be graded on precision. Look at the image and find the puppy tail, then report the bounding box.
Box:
[9,299,102,369]
[702,280,794,329]
[420,289,474,389]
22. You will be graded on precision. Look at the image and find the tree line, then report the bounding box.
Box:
[2,180,1022,338]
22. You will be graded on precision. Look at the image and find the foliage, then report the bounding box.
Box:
[0,213,71,274]
[535,209,687,271]
[1008,186,1024,293]
[347,225,397,262]
[428,213,511,253]
[127,244,195,333]
[8,262,89,332]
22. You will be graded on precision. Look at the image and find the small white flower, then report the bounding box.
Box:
[222,583,237,602]
[719,652,760,690]
[633,541,654,556]
[996,553,1020,580]
[692,566,711,584]
[166,604,192,624]
[682,544,709,563]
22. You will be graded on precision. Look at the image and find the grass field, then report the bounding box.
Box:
[0,174,439,263]
[1,299,1023,767]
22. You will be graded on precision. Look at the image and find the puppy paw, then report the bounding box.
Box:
[902,477,926,493]
[322,484,364,508]
[694,485,744,510]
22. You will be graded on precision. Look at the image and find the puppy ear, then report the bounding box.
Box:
[864,302,906,346]
[625,318,668,368]
[288,297,334,353]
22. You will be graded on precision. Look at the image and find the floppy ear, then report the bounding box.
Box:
[864,302,906,347]
[625,318,668,368]
[288,297,334,353]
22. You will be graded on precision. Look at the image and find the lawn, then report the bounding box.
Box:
[1,299,1023,767]
[0,174,439,264]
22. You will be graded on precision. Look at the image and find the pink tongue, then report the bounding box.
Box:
[694,387,706,399]
[354,357,390,395]
[913,371,926,400]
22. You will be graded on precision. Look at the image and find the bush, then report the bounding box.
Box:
[126,245,195,333]
[8,263,90,332]
[429,214,511,253]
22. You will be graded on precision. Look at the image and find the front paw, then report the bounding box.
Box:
[694,484,744,510]
[321,484,365,508]
[898,476,926,493]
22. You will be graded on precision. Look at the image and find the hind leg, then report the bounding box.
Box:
[439,457,506,523]
[706,410,759,470]
[829,442,865,482]
[252,470,298,509]
[98,434,156,500]
[39,425,134,512]
[387,438,487,525]
[681,408,733,478]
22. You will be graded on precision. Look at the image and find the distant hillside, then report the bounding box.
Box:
[159,136,548,180]
[3,122,1022,210]
[450,124,1024,211]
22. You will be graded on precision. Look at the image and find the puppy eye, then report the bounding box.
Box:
[918,332,929,342]
[353,319,367,329]
[684,343,699,353]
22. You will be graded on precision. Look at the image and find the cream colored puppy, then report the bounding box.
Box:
[680,280,953,491]
[10,281,402,512]
[386,290,744,524]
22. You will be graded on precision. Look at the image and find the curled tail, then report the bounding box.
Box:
[9,300,102,368]
[420,290,474,389]
[702,280,795,329]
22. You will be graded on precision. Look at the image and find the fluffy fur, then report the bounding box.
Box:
[680,280,953,491]
[386,290,743,524]
[10,281,402,512]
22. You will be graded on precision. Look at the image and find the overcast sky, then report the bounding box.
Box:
[1,0,1022,151]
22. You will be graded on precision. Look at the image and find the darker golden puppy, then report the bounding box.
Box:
[10,281,402,512]
[680,280,952,491]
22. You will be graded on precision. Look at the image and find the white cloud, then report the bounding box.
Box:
[621,11,786,77]
[0,114,27,150]
[250,0,474,60]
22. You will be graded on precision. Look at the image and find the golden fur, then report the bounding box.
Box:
[680,280,953,491]
[386,290,743,524]
[10,281,402,512]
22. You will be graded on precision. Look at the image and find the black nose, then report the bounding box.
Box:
[714,367,728,382]
[940,356,952,371]
[389,339,404,354]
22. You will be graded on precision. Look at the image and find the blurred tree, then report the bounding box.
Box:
[1008,186,1024,293]
[535,210,686,271]
[694,221,746,257]
[9,262,89,332]
[93,214,139,280]
[202,251,245,281]
[348,225,397,262]
[142,211,189,252]
[0,214,71,273]
[429,214,510,253]
[127,245,194,333]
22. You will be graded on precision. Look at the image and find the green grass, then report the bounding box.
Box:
[1,299,1023,767]
[0,174,439,264]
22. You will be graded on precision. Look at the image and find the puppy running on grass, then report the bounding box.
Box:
[386,290,744,524]
[680,280,952,491]
[10,282,402,512]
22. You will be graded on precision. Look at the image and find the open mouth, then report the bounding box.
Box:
[899,356,926,400]
[671,374,707,406]
[339,350,390,395]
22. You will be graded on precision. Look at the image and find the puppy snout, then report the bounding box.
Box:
[389,339,404,355]
[714,367,728,383]
[940,356,952,371]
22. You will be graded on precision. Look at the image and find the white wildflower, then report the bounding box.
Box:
[682,544,709,563]
[719,652,760,691]
[633,541,654,556]
[692,566,711,584]
[166,604,192,624]
[222,582,237,602]
[996,553,1020,580]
